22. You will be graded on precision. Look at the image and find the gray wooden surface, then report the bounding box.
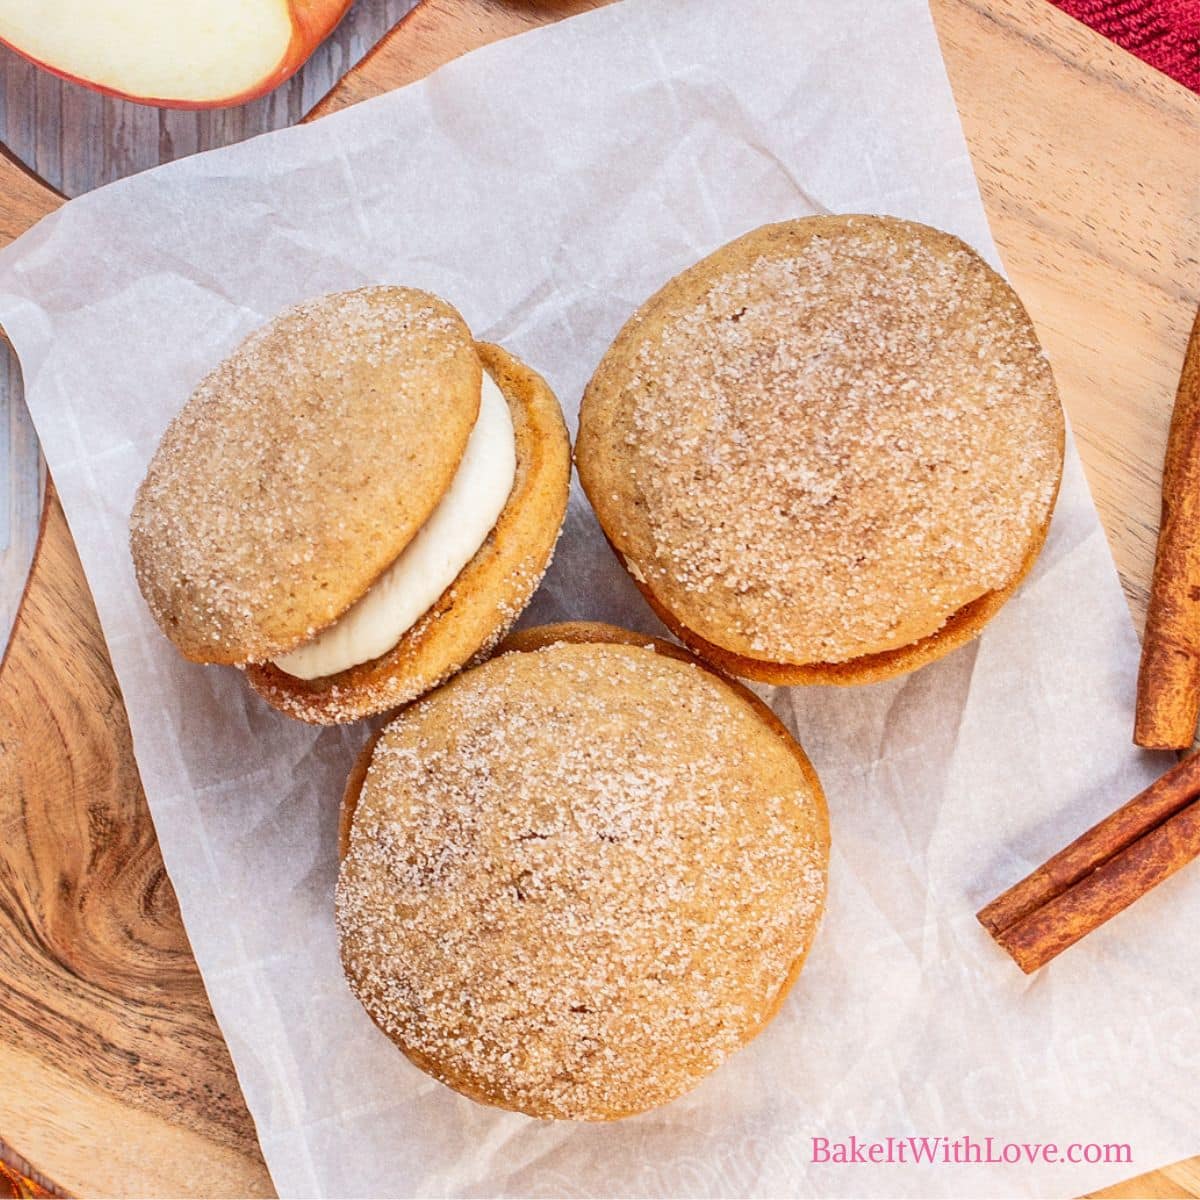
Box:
[0,0,417,655]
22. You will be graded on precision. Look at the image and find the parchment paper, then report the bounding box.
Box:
[0,1,1195,1195]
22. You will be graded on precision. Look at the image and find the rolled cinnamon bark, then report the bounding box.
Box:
[989,798,1200,973]
[1136,306,1200,749]
[978,753,1200,972]
[978,752,1200,936]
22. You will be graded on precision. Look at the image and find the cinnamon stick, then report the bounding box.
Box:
[978,753,1200,972]
[1136,305,1200,749]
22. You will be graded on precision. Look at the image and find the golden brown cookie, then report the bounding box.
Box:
[131,286,481,665]
[576,216,1065,685]
[336,621,829,1121]
[131,288,570,721]
[245,343,570,722]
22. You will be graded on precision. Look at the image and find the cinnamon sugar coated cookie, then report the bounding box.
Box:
[576,216,1065,684]
[131,287,481,665]
[130,287,571,722]
[336,623,829,1120]
[244,342,571,722]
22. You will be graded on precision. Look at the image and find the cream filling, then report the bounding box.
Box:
[272,372,517,680]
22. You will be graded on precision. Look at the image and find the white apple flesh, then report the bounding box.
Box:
[0,0,352,108]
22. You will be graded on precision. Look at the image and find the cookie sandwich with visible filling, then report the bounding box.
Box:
[336,621,830,1120]
[131,286,570,722]
[576,215,1065,684]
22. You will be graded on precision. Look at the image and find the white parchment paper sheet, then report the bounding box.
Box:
[0,0,1195,1195]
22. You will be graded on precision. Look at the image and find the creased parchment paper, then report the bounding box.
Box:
[0,1,1194,1195]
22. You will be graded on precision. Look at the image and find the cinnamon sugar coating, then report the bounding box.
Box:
[336,624,829,1120]
[130,287,481,665]
[577,216,1065,679]
[246,343,570,723]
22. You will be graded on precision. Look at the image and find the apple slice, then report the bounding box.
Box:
[0,0,353,108]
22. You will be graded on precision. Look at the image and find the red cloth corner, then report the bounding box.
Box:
[1048,0,1200,92]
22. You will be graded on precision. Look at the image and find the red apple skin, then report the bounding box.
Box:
[0,0,355,110]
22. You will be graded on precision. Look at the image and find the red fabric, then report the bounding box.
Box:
[1047,0,1200,92]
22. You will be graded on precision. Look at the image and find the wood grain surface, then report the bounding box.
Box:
[0,1,1198,1196]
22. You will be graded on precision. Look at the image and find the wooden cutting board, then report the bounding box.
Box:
[1,1,1197,1196]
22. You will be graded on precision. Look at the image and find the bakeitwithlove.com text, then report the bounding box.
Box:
[811,1135,1132,1167]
